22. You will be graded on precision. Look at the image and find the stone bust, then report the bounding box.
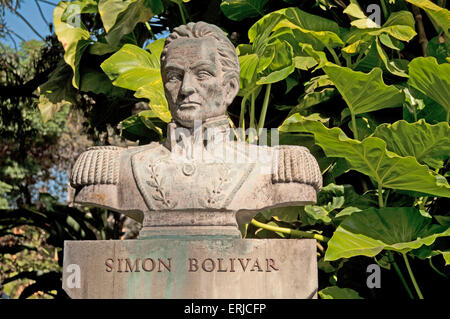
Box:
[68,22,322,239]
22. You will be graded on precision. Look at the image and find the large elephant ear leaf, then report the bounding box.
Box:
[373,120,450,169]
[98,0,164,47]
[54,1,91,88]
[279,119,450,198]
[325,207,450,261]
[272,7,343,50]
[323,63,404,115]
[101,40,171,123]
[408,57,450,122]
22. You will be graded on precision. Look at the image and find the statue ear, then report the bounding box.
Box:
[224,77,239,106]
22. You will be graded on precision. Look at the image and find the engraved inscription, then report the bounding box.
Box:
[104,257,280,273]
[105,258,172,272]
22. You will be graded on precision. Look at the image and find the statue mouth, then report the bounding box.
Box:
[179,102,200,109]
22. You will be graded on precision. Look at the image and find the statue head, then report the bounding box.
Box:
[160,22,240,128]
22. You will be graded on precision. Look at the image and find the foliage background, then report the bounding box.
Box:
[0,0,449,299]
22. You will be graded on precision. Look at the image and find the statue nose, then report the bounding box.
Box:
[180,73,195,96]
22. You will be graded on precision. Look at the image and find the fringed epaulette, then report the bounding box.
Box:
[70,146,123,187]
[272,145,322,192]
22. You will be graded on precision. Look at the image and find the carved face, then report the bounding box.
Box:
[162,37,237,128]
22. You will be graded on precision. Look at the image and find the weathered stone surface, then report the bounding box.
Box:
[67,22,323,237]
[62,239,318,299]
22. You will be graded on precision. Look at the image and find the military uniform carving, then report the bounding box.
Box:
[67,21,322,237]
[68,117,322,227]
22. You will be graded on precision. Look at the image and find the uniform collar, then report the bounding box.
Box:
[164,115,231,156]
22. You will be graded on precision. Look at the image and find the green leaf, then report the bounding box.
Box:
[134,79,171,122]
[261,206,299,222]
[323,63,404,115]
[325,207,450,260]
[101,43,162,89]
[101,40,170,122]
[39,61,77,105]
[342,40,366,55]
[61,0,98,22]
[426,36,449,64]
[373,120,450,169]
[298,43,328,70]
[99,0,163,46]
[271,7,343,50]
[350,18,379,29]
[379,33,404,51]
[344,0,379,29]
[293,56,317,70]
[303,205,332,224]
[347,116,379,140]
[54,1,90,88]
[121,112,161,142]
[375,37,409,77]
[37,96,71,124]
[256,64,294,85]
[274,19,344,49]
[408,57,450,121]
[279,120,450,197]
[248,10,284,44]
[278,7,341,35]
[289,88,336,115]
[38,61,77,122]
[369,25,416,42]
[238,52,259,89]
[319,286,363,299]
[79,68,127,98]
[343,1,367,19]
[88,42,118,55]
[220,0,268,21]
[383,10,416,29]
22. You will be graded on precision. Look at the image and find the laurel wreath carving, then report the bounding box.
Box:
[146,165,177,209]
[199,165,231,209]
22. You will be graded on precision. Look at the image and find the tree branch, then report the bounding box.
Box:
[6,3,45,41]
[0,68,53,99]
[412,5,428,57]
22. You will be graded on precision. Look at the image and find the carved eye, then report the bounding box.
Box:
[167,72,182,82]
[197,71,212,80]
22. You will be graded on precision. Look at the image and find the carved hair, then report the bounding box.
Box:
[160,22,240,84]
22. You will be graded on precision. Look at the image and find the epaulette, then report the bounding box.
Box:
[272,145,322,192]
[70,146,124,187]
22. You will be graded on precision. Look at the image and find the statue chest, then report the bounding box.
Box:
[131,150,255,211]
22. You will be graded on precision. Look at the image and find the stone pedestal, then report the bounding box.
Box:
[62,238,318,299]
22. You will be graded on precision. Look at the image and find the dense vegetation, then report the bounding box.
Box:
[1,0,449,299]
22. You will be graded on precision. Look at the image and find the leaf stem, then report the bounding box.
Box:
[239,93,249,141]
[446,110,449,123]
[177,2,187,25]
[378,184,384,208]
[257,83,272,136]
[389,252,414,299]
[383,189,390,207]
[354,51,365,67]
[251,219,329,242]
[344,54,351,68]
[351,112,359,140]
[380,0,388,20]
[249,91,256,143]
[327,46,341,66]
[429,257,447,278]
[402,253,424,299]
